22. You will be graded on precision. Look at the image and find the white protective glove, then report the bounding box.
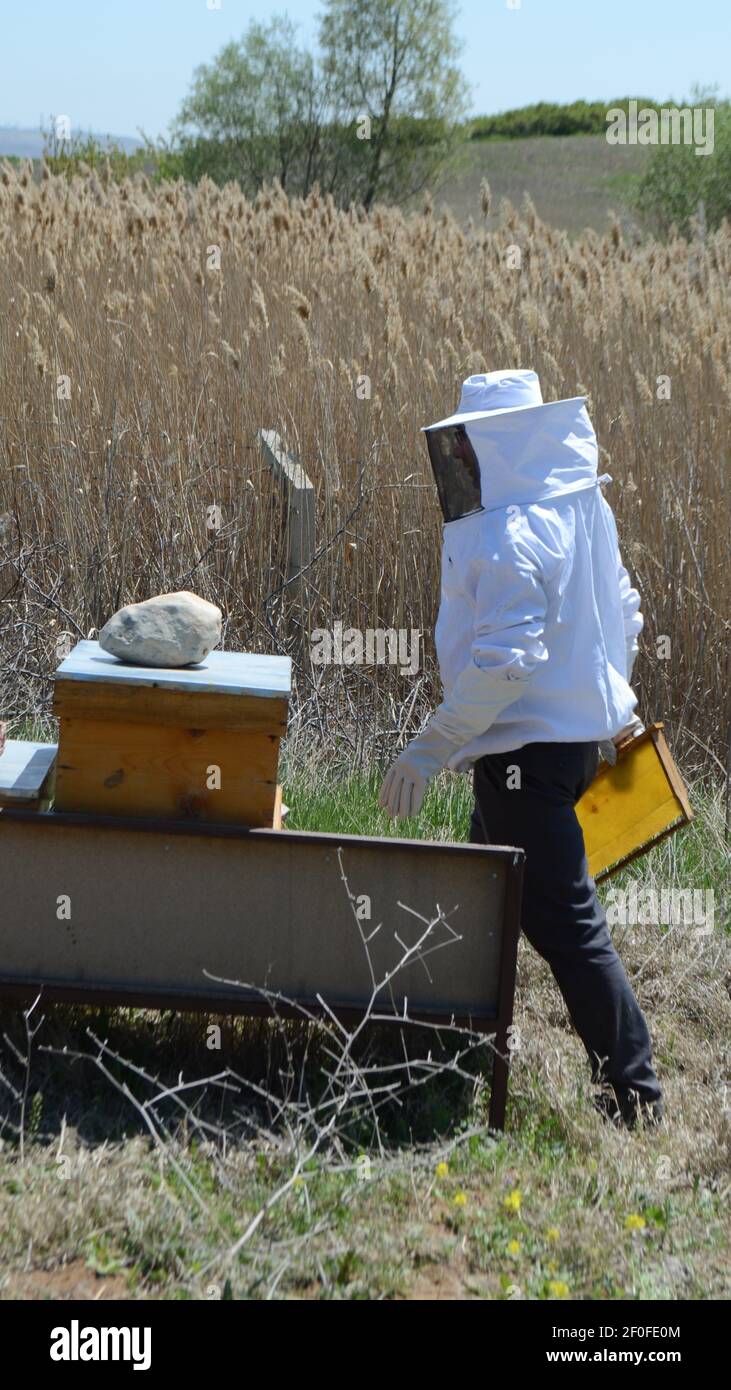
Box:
[379,660,532,820]
[378,724,454,821]
[598,713,645,766]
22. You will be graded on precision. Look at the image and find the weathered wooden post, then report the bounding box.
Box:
[257,429,316,600]
[0,512,15,603]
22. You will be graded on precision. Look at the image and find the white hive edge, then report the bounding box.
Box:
[55,639,292,700]
[0,739,57,801]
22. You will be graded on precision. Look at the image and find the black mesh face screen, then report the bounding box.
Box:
[425,424,484,523]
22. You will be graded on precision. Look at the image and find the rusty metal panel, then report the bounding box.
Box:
[0,810,523,1026]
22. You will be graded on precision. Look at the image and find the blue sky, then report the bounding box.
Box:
[1,0,728,140]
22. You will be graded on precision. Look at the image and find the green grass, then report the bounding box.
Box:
[281,758,474,841]
[283,756,729,926]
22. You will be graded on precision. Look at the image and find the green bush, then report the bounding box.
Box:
[37,126,207,188]
[470,98,661,140]
[632,100,731,236]
[41,127,150,180]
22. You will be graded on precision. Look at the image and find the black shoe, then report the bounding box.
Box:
[594,1089,664,1130]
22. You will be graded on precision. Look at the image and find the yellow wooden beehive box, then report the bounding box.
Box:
[52,640,291,827]
[576,723,693,882]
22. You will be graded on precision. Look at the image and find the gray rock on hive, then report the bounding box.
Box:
[98,591,222,668]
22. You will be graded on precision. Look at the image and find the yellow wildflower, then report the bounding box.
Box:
[504,1188,522,1213]
[546,1226,560,1243]
[435,1161,449,1178]
[548,1280,570,1299]
[454,1191,467,1208]
[507,1239,521,1256]
[625,1213,646,1231]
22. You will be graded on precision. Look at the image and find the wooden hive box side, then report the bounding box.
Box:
[576,724,693,882]
[52,641,290,826]
[53,718,279,824]
[53,678,288,733]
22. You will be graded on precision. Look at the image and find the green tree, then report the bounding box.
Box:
[174,16,328,194]
[173,4,467,205]
[633,94,731,237]
[319,0,467,208]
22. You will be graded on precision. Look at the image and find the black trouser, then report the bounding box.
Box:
[469,741,662,1108]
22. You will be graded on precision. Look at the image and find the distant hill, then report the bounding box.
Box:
[0,126,143,159]
[425,133,651,237]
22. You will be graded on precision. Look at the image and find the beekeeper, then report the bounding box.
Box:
[379,370,663,1128]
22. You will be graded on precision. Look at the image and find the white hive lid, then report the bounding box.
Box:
[54,640,292,700]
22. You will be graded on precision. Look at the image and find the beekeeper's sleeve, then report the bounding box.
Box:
[617,557,643,680]
[600,496,643,679]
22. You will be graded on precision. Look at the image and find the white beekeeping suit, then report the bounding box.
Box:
[380,370,644,820]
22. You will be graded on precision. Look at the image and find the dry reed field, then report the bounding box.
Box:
[0,162,730,1302]
[0,161,729,776]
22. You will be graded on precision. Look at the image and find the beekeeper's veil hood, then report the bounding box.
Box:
[423,369,604,523]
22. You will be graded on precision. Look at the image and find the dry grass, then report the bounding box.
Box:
[0,891,727,1302]
[0,925,727,1301]
[0,162,729,772]
[0,770,728,1301]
